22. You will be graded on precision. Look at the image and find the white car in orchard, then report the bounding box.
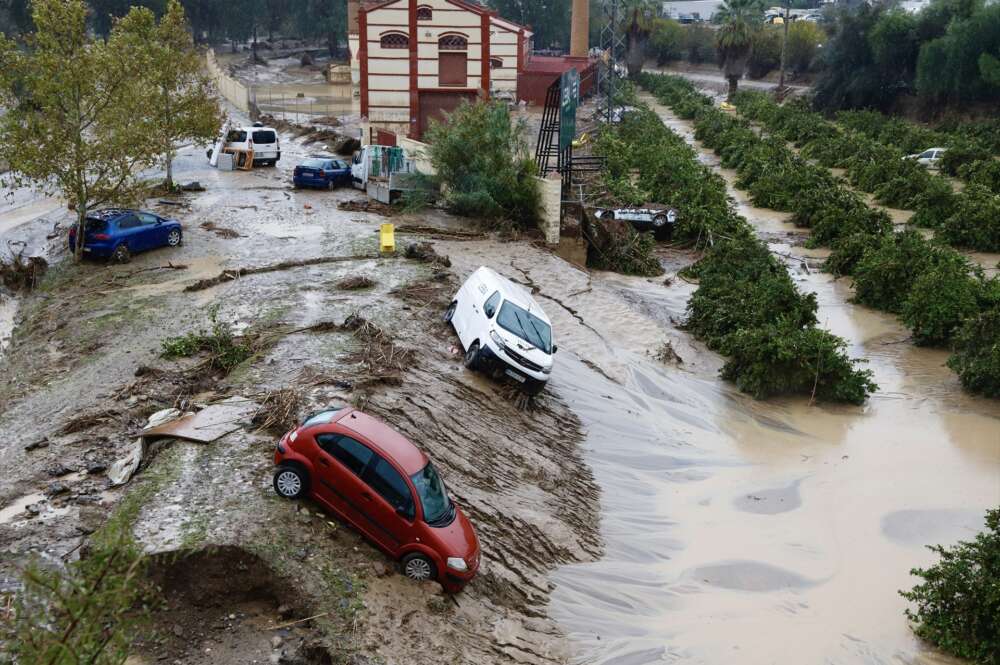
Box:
[445,267,556,394]
[904,147,947,169]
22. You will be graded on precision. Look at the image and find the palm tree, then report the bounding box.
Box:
[623,0,656,78]
[715,0,764,101]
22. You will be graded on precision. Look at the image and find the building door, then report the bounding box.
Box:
[418,91,476,139]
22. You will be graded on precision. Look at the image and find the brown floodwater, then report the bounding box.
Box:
[542,95,1000,665]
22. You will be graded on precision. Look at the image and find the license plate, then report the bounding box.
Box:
[505,369,526,383]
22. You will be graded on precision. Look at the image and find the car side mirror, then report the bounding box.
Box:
[552,345,558,353]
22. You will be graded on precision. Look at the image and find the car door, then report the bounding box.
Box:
[359,453,416,556]
[116,213,146,251]
[136,212,165,249]
[314,433,400,553]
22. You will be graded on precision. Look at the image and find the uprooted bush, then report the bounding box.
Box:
[900,508,1000,664]
[0,245,48,291]
[939,184,1000,251]
[720,324,876,404]
[947,307,1000,397]
[851,230,940,314]
[160,306,259,372]
[825,232,878,277]
[583,215,664,277]
[424,100,540,227]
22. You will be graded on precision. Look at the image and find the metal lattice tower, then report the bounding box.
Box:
[598,0,625,124]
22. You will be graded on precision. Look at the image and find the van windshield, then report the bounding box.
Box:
[497,301,552,353]
[410,462,453,526]
[226,130,247,142]
[252,130,276,144]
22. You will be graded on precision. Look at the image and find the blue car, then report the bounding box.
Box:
[292,156,351,190]
[68,208,183,263]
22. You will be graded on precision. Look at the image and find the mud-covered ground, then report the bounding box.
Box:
[0,128,606,664]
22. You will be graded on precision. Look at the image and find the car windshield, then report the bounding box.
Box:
[496,301,552,353]
[410,462,453,525]
[301,158,328,168]
[301,409,343,427]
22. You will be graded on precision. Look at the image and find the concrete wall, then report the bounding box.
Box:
[206,49,249,112]
[536,174,561,245]
[398,137,436,176]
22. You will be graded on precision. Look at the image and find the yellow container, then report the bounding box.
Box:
[379,223,395,254]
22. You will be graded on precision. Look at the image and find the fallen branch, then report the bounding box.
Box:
[266,612,331,631]
[184,254,383,292]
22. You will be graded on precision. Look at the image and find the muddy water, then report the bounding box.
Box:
[544,96,1000,665]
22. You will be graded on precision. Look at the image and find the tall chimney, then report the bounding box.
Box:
[570,0,589,57]
[348,0,360,35]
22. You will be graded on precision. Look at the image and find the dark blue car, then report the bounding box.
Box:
[293,156,351,190]
[68,208,183,263]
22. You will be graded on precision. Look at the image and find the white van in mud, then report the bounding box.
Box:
[445,267,556,394]
[206,122,281,167]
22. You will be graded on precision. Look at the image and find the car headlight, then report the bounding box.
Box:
[447,557,468,572]
[289,431,298,442]
[489,330,506,349]
[667,209,678,223]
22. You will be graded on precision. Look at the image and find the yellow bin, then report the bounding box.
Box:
[379,223,395,254]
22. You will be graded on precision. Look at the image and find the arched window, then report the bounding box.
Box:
[438,34,468,51]
[416,5,432,20]
[489,57,503,70]
[380,32,409,49]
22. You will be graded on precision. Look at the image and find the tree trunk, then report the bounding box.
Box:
[727,75,738,101]
[165,154,174,191]
[74,203,86,263]
[778,2,790,89]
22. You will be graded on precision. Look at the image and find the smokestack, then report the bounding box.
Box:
[348,0,360,35]
[570,0,589,57]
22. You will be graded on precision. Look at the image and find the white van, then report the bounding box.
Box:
[445,267,556,394]
[206,122,281,167]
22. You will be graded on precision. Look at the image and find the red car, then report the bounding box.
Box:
[272,407,480,592]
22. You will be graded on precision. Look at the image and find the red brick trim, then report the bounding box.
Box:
[409,0,419,138]
[481,11,490,97]
[360,9,369,118]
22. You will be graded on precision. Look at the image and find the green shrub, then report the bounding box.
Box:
[587,226,664,277]
[686,235,818,349]
[939,139,992,177]
[649,18,685,64]
[747,27,781,79]
[940,184,1000,251]
[947,307,1000,397]
[851,230,937,313]
[720,324,876,403]
[161,305,256,371]
[900,508,1000,663]
[901,253,983,346]
[786,20,824,73]
[682,24,716,64]
[799,192,892,247]
[425,100,540,226]
[910,176,958,228]
[825,232,877,277]
[958,159,1000,191]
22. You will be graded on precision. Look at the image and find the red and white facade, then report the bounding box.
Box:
[353,0,533,140]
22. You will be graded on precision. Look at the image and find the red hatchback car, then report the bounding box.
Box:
[272,407,480,591]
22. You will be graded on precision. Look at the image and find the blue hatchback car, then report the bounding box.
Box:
[293,156,351,190]
[68,208,183,263]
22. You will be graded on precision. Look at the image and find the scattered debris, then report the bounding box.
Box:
[1,242,48,291]
[338,199,395,217]
[390,272,454,309]
[334,275,375,290]
[142,398,257,444]
[201,221,241,238]
[342,313,413,387]
[653,341,683,365]
[394,224,484,241]
[404,242,451,267]
[251,388,304,435]
[180,181,205,192]
[24,438,49,452]
[56,409,120,436]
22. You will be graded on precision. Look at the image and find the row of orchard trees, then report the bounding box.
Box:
[0,0,222,262]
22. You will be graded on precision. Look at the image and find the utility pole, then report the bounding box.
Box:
[777,0,790,92]
[599,0,625,124]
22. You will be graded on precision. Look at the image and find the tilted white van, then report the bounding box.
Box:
[445,267,556,394]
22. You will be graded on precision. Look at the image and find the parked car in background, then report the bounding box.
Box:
[205,121,281,167]
[68,208,182,263]
[293,156,352,189]
[905,148,947,169]
[595,205,679,240]
[272,407,480,592]
[445,267,556,395]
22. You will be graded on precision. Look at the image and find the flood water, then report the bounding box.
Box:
[545,96,1000,665]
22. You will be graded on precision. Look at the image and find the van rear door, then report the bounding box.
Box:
[251,129,278,159]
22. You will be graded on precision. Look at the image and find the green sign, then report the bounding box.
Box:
[559,68,580,152]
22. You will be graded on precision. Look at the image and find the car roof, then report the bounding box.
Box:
[337,408,428,475]
[304,154,336,160]
[470,266,551,325]
[87,208,140,221]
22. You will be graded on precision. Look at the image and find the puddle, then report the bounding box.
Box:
[546,95,1000,665]
[0,492,70,525]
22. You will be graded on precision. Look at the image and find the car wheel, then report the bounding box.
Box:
[443,301,457,323]
[273,465,308,499]
[464,341,482,371]
[111,243,131,264]
[653,214,667,227]
[167,229,182,247]
[401,553,437,582]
